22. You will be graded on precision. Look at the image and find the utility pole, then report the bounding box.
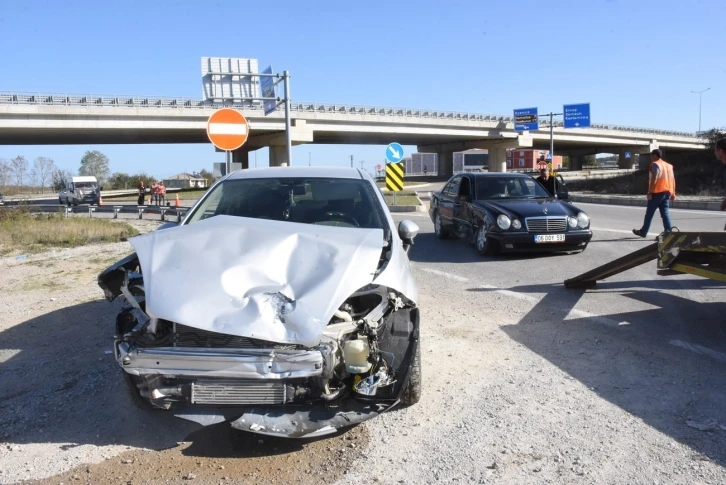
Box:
[539,111,563,198]
[255,151,257,168]
[350,155,354,168]
[691,87,710,133]
[360,160,365,171]
[309,152,311,166]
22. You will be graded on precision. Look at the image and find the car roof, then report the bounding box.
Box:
[467,172,533,178]
[72,176,98,182]
[226,166,366,180]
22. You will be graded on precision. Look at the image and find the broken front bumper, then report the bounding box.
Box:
[116,343,324,380]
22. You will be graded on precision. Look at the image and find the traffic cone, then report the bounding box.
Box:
[98,194,103,206]
[175,194,180,207]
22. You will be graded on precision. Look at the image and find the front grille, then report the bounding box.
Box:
[174,324,297,350]
[525,217,567,233]
[191,379,286,405]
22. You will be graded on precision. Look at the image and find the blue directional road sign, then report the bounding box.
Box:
[386,142,405,163]
[625,151,631,159]
[563,103,591,129]
[514,107,539,131]
[260,66,277,116]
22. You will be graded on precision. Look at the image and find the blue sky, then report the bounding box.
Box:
[0,0,723,178]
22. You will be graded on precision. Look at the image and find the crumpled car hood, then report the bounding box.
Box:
[128,215,387,348]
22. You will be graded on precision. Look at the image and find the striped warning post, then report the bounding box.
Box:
[385,162,405,191]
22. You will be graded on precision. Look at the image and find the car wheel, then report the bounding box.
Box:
[475,224,498,256]
[434,211,448,239]
[400,337,421,407]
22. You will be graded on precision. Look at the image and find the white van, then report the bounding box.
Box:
[59,176,100,206]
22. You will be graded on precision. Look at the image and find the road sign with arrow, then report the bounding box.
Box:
[386,142,404,163]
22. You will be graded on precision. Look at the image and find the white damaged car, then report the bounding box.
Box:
[98,166,421,438]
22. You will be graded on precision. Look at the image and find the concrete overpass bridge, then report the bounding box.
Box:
[0,91,705,175]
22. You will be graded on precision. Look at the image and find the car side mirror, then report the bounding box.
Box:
[398,220,419,253]
[157,221,178,231]
[100,186,104,191]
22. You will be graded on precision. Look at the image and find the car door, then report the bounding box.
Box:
[554,174,569,200]
[438,176,461,229]
[452,175,474,238]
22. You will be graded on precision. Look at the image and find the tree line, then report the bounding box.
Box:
[0,149,215,193]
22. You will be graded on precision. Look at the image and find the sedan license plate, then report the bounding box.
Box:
[534,234,565,243]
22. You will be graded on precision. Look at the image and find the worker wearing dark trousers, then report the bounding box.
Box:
[633,149,675,237]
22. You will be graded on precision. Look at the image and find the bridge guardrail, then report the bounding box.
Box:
[0,90,700,139]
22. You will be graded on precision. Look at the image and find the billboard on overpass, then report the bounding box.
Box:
[201,57,260,107]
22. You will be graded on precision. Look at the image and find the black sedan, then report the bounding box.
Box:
[429,172,592,255]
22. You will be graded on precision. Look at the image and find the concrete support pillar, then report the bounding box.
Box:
[487,148,507,172]
[232,149,249,169]
[438,151,454,178]
[569,155,585,171]
[269,145,289,167]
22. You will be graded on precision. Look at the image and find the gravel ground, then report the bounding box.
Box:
[1,218,726,484]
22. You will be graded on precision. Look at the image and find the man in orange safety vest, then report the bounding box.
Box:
[633,149,675,237]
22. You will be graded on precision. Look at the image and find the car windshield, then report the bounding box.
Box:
[185,177,389,230]
[474,176,551,200]
[74,182,97,189]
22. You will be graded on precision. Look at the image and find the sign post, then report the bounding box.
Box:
[202,63,292,168]
[206,108,250,175]
[386,143,405,205]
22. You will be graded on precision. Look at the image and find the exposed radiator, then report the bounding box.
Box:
[191,379,286,405]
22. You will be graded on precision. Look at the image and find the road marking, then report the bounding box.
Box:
[669,340,726,363]
[576,202,723,217]
[420,268,468,282]
[566,308,630,327]
[591,227,660,237]
[477,284,629,326]
[480,284,538,302]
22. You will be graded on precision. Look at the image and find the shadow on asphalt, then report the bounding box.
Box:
[408,232,578,264]
[0,300,199,450]
[472,281,726,466]
[180,422,357,458]
[0,300,357,458]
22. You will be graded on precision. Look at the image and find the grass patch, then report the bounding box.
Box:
[383,193,421,206]
[0,208,139,253]
[376,181,428,189]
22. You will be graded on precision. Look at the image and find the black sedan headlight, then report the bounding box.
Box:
[496,215,511,230]
[576,212,590,229]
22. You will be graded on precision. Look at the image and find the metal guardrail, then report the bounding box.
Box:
[14,203,191,222]
[0,90,699,139]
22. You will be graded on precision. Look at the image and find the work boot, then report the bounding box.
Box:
[632,229,645,238]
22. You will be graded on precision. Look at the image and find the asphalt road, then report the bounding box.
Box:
[395,200,726,358]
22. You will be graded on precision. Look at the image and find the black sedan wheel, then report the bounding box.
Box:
[475,224,498,256]
[434,211,449,239]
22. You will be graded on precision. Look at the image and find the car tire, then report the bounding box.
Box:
[434,211,449,239]
[400,337,422,407]
[475,224,498,256]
